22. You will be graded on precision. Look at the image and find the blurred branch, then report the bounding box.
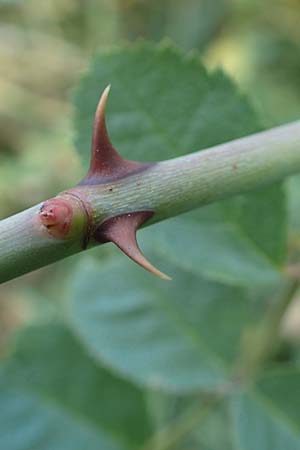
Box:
[238,277,300,380]
[141,391,226,450]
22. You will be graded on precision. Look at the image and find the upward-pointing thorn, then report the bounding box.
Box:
[82,85,146,184]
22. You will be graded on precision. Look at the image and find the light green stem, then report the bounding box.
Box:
[1,120,300,284]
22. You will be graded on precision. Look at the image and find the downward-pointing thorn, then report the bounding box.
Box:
[95,211,171,281]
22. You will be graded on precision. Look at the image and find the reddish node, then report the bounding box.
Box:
[39,199,73,239]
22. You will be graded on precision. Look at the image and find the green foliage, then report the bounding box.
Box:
[287,174,300,233]
[1,42,299,450]
[0,325,151,450]
[67,256,257,392]
[74,43,262,165]
[231,369,300,450]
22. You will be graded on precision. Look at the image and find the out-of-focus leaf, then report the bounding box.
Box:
[117,0,228,52]
[0,325,151,450]
[287,174,300,233]
[165,0,228,51]
[190,400,235,450]
[177,368,300,450]
[143,216,280,287]
[231,368,300,450]
[66,256,261,393]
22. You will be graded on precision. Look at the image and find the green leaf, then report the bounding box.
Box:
[74,42,262,165]
[143,215,280,287]
[231,368,300,450]
[164,0,228,52]
[189,400,235,450]
[176,367,300,450]
[74,43,260,167]
[171,368,300,450]
[0,325,151,450]
[66,256,261,393]
[73,42,286,286]
[287,174,300,232]
[144,181,286,287]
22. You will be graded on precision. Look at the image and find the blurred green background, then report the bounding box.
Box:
[1,0,300,352]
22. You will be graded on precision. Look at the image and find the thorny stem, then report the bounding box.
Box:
[1,119,300,283]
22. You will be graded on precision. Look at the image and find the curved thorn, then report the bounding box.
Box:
[92,84,111,152]
[82,85,148,183]
[116,233,172,281]
[88,85,124,178]
[95,211,172,281]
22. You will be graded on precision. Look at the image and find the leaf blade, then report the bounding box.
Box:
[0,324,151,450]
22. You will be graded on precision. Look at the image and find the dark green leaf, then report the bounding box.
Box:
[287,174,300,233]
[0,325,151,450]
[143,215,280,287]
[231,368,300,450]
[66,256,260,392]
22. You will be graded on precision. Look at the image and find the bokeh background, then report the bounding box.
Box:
[1,0,300,352]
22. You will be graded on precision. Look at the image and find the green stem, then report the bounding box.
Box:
[1,120,300,284]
